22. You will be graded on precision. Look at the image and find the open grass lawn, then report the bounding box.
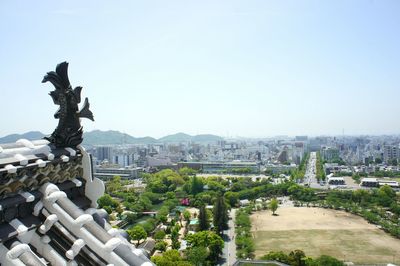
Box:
[251,208,400,264]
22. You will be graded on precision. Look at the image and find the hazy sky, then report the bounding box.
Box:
[1,1,399,138]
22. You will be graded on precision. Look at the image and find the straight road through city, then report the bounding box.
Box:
[221,208,237,266]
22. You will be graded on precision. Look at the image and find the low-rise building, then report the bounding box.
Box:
[177,161,260,173]
[360,177,379,187]
[327,176,345,185]
[264,163,297,174]
[94,166,143,180]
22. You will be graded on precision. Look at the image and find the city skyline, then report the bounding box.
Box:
[2,128,400,142]
[1,1,400,138]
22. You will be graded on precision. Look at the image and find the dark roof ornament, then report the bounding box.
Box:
[42,62,94,147]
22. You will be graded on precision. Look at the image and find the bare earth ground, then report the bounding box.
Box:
[251,207,400,264]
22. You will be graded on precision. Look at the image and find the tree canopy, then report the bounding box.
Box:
[269,198,279,215]
[128,225,147,245]
[186,231,224,265]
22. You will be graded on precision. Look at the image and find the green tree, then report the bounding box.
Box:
[154,241,167,252]
[171,225,181,250]
[106,175,122,193]
[125,212,137,224]
[157,206,170,224]
[128,225,147,246]
[191,175,204,195]
[261,251,290,263]
[224,191,239,207]
[198,204,209,231]
[288,249,306,266]
[154,230,166,241]
[312,255,345,266]
[269,198,279,215]
[183,210,191,224]
[140,221,156,234]
[151,250,192,266]
[97,194,118,209]
[213,195,228,234]
[179,167,197,177]
[186,231,224,265]
[138,195,153,211]
[186,246,208,266]
[378,185,395,207]
[103,205,112,214]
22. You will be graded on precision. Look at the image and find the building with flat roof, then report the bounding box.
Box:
[360,177,379,187]
[378,180,399,188]
[327,176,345,185]
[94,166,143,180]
[383,145,399,163]
[177,161,259,173]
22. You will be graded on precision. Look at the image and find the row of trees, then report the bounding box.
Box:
[261,250,344,266]
[230,167,253,174]
[291,152,310,181]
[235,207,255,259]
[315,152,326,181]
[288,182,400,239]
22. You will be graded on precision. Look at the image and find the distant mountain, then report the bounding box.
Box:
[159,132,223,143]
[83,130,157,145]
[192,134,224,142]
[83,131,223,145]
[0,131,46,143]
[0,130,223,145]
[158,132,192,143]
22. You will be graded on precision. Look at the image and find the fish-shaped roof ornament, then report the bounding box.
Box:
[42,62,94,147]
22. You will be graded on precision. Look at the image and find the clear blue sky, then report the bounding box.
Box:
[1,0,399,138]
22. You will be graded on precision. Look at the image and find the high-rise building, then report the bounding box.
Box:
[113,153,134,167]
[96,146,113,162]
[383,145,399,163]
[321,147,340,161]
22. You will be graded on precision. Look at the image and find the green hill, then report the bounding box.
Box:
[0,131,46,143]
[83,130,156,145]
[1,130,223,145]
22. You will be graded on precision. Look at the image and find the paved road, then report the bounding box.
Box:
[303,152,328,189]
[221,208,237,266]
[304,152,317,186]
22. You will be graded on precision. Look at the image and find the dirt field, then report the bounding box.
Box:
[251,207,400,264]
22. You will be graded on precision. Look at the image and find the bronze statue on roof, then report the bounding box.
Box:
[42,62,94,147]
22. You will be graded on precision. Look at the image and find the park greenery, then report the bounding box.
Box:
[235,207,255,260]
[99,168,227,265]
[98,164,400,265]
[261,250,344,266]
[289,183,400,238]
